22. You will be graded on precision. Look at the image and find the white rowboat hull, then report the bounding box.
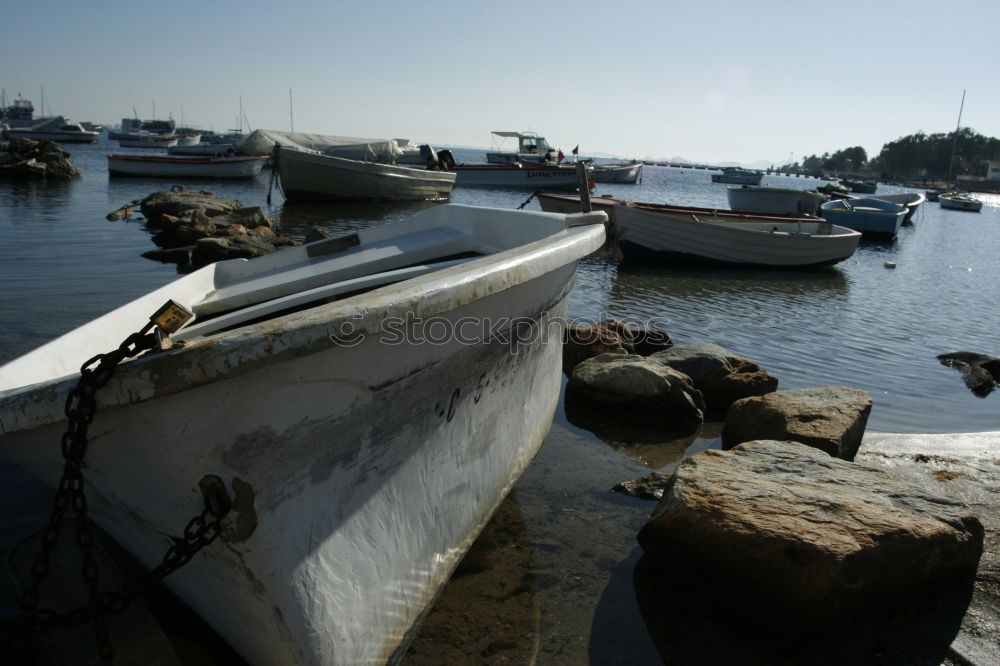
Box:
[615,204,860,267]
[727,186,828,215]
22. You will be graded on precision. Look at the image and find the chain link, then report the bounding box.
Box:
[11,320,231,664]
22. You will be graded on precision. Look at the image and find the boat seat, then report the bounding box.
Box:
[194,227,474,317]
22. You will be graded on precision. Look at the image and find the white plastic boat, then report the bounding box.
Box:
[107,154,268,179]
[4,116,99,143]
[0,203,607,665]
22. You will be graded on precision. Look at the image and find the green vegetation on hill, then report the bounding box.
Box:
[778,128,1000,180]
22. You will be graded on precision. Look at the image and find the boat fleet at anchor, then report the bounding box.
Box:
[0,109,988,664]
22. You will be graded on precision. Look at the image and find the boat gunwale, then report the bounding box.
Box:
[0,206,606,435]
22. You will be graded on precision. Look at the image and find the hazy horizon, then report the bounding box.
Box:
[4,0,998,166]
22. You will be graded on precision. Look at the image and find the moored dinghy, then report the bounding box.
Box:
[0,204,606,665]
[614,202,860,267]
[938,192,982,212]
[819,198,908,238]
[726,185,829,215]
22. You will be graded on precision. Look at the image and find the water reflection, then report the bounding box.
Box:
[276,199,443,240]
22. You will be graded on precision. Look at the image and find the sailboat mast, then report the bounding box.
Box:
[289,89,294,133]
[948,90,966,183]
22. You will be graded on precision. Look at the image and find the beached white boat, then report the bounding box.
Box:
[275,145,455,201]
[592,161,642,184]
[4,116,99,143]
[452,163,584,188]
[711,167,763,185]
[484,131,559,164]
[0,203,607,666]
[107,154,268,179]
[939,192,982,212]
[614,201,860,267]
[727,185,829,215]
[819,198,908,237]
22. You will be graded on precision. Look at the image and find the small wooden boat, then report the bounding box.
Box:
[614,201,859,267]
[592,161,642,184]
[107,154,268,179]
[452,163,584,188]
[711,167,763,185]
[939,192,982,212]
[727,186,829,215]
[819,198,908,237]
[0,203,607,666]
[275,145,456,201]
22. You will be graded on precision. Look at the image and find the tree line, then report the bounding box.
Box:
[776,128,1000,180]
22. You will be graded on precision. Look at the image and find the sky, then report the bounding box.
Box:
[4,0,999,165]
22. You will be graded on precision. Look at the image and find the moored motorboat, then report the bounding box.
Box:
[452,163,585,188]
[0,203,607,665]
[3,116,100,143]
[938,192,982,212]
[484,131,559,164]
[274,145,456,201]
[711,167,763,185]
[614,201,860,267]
[819,198,908,238]
[726,185,828,215]
[107,154,269,179]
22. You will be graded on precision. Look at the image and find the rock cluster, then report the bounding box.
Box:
[0,138,82,180]
[129,188,298,270]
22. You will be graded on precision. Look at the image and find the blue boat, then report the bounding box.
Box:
[819,198,907,238]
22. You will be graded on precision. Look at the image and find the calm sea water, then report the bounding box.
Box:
[1,138,998,663]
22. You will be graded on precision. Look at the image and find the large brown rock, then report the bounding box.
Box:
[567,353,704,432]
[637,440,984,618]
[650,342,778,414]
[139,189,243,223]
[722,386,871,460]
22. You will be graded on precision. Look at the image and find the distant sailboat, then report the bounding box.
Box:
[947,90,966,185]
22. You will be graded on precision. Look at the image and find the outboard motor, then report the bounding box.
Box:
[419,144,439,169]
[437,149,456,171]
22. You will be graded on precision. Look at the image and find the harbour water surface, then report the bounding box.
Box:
[1,140,999,663]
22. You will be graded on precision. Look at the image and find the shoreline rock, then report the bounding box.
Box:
[0,138,81,180]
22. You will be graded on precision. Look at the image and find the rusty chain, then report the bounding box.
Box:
[4,306,230,664]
